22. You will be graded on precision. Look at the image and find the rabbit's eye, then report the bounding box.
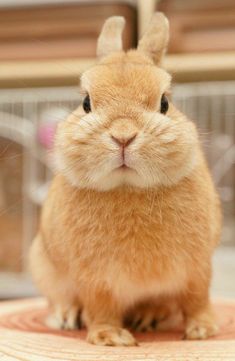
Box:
[83,95,91,113]
[160,94,168,114]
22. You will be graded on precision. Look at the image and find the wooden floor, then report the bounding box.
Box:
[0,298,235,360]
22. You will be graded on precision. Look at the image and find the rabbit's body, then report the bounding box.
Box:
[31,146,220,342]
[30,14,221,346]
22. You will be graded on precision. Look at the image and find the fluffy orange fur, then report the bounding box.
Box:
[30,13,222,346]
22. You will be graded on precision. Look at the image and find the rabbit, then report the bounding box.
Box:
[29,13,222,346]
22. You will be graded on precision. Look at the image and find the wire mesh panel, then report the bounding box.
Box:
[173,81,235,246]
[0,87,81,293]
[0,82,234,297]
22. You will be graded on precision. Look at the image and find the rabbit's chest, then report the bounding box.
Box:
[74,217,188,304]
[68,188,198,301]
[100,239,187,306]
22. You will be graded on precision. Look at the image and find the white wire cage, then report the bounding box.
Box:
[173,82,235,247]
[0,81,234,297]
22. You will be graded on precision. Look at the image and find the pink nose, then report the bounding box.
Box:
[111,133,137,147]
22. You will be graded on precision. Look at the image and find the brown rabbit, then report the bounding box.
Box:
[30,13,222,346]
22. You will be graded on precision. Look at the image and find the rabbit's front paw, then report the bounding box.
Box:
[87,325,138,346]
[185,318,218,340]
[46,305,82,330]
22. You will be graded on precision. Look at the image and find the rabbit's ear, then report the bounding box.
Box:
[97,16,125,57]
[138,12,169,65]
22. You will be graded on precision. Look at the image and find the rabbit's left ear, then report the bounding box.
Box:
[138,12,169,65]
[97,16,125,57]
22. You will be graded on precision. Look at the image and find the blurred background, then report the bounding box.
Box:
[0,0,234,299]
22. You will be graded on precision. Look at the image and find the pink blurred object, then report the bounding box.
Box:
[37,107,69,150]
[38,123,57,149]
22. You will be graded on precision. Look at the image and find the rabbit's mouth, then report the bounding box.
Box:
[115,163,137,174]
[117,158,133,171]
[119,164,129,170]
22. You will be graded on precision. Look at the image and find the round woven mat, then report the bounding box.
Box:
[0,298,235,360]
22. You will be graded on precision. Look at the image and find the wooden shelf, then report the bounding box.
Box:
[164,51,235,82]
[0,52,235,88]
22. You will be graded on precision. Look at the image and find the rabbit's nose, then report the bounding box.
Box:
[111,133,137,147]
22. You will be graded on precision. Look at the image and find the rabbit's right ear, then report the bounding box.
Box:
[97,16,125,58]
[138,12,169,65]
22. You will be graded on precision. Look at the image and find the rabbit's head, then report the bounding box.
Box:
[55,13,198,191]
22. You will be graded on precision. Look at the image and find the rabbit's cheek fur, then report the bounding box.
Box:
[135,115,198,188]
[54,109,198,191]
[56,115,195,191]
